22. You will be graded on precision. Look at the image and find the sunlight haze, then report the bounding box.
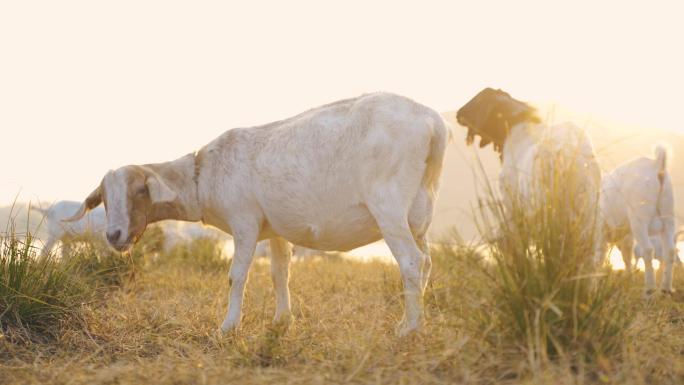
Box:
[1,0,682,205]
[3,4,684,381]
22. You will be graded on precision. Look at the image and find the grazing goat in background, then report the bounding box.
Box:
[155,220,231,253]
[65,93,449,336]
[456,88,601,249]
[30,200,107,256]
[599,145,676,293]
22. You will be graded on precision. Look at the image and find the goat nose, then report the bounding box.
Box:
[107,230,122,244]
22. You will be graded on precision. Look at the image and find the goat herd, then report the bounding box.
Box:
[29,88,677,336]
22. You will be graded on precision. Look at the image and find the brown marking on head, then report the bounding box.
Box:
[456,88,540,157]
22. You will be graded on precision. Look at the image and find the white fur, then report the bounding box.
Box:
[79,93,449,335]
[30,200,107,256]
[599,145,676,292]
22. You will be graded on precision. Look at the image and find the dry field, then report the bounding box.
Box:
[1,236,683,385]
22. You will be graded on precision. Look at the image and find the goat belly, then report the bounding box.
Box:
[264,204,382,251]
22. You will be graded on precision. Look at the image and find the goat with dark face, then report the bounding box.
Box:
[456,87,602,263]
[456,88,540,157]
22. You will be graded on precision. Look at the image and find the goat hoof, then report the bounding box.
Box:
[644,289,656,297]
[273,312,293,328]
[396,320,422,337]
[217,326,240,339]
[661,289,674,296]
[219,321,239,335]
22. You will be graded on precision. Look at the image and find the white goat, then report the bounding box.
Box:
[65,93,449,336]
[456,88,601,243]
[599,145,676,293]
[30,200,107,256]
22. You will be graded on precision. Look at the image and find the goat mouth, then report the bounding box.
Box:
[110,236,134,252]
[110,242,132,252]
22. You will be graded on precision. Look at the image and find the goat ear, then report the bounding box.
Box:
[471,98,497,133]
[63,185,102,222]
[146,174,177,204]
[460,89,499,138]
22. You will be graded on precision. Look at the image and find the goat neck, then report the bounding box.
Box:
[144,153,204,223]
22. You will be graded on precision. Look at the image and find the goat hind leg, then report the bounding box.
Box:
[634,238,656,294]
[370,201,427,336]
[269,237,293,325]
[658,234,677,294]
[414,234,432,293]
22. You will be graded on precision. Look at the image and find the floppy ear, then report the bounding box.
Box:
[472,97,498,133]
[63,185,102,222]
[146,173,177,204]
[459,88,498,147]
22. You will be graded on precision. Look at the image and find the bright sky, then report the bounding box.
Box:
[1,1,682,205]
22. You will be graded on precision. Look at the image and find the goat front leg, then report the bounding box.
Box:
[61,241,73,258]
[40,236,56,257]
[220,221,259,333]
[634,237,656,294]
[617,236,634,272]
[593,215,607,268]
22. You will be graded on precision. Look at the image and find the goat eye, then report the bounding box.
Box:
[136,186,147,196]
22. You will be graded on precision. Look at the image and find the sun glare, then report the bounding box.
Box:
[607,243,684,271]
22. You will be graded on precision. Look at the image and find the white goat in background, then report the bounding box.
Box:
[600,145,676,293]
[65,93,449,336]
[30,200,107,256]
[155,220,231,253]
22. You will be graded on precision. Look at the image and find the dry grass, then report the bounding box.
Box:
[1,244,683,385]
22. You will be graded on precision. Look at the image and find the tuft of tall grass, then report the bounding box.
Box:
[66,236,139,286]
[474,149,634,368]
[0,224,87,340]
[1,207,149,340]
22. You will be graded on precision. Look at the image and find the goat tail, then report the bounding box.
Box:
[654,143,669,174]
[422,113,451,195]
